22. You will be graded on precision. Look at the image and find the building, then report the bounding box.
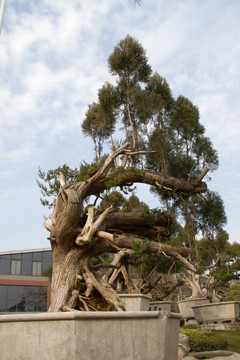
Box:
[0,248,52,313]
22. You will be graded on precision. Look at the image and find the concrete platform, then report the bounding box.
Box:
[0,310,181,360]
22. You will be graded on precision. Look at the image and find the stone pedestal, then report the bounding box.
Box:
[0,311,181,360]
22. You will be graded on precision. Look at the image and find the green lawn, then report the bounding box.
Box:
[211,331,240,354]
[181,327,240,354]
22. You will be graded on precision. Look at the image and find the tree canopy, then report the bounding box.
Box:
[37,35,229,312]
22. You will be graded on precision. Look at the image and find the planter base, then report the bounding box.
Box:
[0,311,181,360]
[197,322,240,331]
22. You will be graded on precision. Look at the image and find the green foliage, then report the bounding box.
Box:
[90,253,113,267]
[212,331,240,354]
[37,158,106,208]
[37,164,82,208]
[98,191,149,214]
[104,177,121,189]
[37,35,228,280]
[98,191,126,212]
[180,328,228,352]
[108,34,152,87]
[223,284,240,301]
[205,234,240,283]
[43,266,52,280]
[196,190,227,238]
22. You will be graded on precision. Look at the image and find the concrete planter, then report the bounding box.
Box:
[0,311,181,360]
[149,301,172,312]
[192,301,240,324]
[119,294,151,311]
[177,298,210,320]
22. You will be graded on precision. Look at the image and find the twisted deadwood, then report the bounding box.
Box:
[44,143,209,312]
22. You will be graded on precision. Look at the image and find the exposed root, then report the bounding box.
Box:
[79,296,90,311]
[82,266,125,311]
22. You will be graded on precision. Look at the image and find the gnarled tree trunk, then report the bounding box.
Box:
[44,143,208,312]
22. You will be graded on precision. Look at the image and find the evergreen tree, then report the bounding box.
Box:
[37,36,227,311]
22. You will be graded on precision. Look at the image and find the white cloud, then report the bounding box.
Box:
[1,0,240,249]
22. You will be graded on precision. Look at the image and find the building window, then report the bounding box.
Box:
[0,285,48,313]
[11,260,21,275]
[32,262,42,276]
[0,250,52,277]
[0,257,11,275]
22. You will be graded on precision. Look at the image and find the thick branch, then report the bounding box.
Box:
[96,231,197,273]
[100,212,171,240]
[86,169,207,197]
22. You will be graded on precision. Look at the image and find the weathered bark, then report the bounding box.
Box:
[183,272,207,299]
[44,143,208,312]
[101,212,171,240]
[182,272,223,302]
[205,275,222,302]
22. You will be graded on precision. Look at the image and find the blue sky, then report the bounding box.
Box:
[0,0,240,251]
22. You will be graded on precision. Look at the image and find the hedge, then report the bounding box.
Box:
[180,328,228,352]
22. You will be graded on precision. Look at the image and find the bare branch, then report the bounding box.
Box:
[76,206,113,246]
[196,166,210,182]
[87,142,130,185]
[59,171,66,188]
[86,169,207,197]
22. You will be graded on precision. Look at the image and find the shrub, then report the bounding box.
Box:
[180,328,228,352]
[223,284,240,301]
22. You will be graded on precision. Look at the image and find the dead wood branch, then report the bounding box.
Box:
[76,205,113,246]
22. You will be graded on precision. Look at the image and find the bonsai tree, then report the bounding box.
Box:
[38,35,221,312]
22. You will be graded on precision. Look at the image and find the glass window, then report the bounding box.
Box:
[0,258,10,274]
[0,285,7,298]
[38,300,47,312]
[0,285,48,313]
[42,262,52,274]
[27,300,37,312]
[0,299,6,312]
[33,252,42,261]
[43,251,52,262]
[18,286,27,300]
[32,262,42,276]
[21,260,32,276]
[11,260,21,275]
[17,299,26,312]
[6,299,18,312]
[22,252,33,260]
[27,287,37,299]
[38,287,47,299]
[11,253,22,260]
[8,286,18,299]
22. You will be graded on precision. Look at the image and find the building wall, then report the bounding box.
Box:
[0,248,52,313]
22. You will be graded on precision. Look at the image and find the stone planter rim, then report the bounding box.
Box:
[150,301,172,304]
[177,297,207,304]
[192,301,240,309]
[119,294,151,300]
[0,310,182,323]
